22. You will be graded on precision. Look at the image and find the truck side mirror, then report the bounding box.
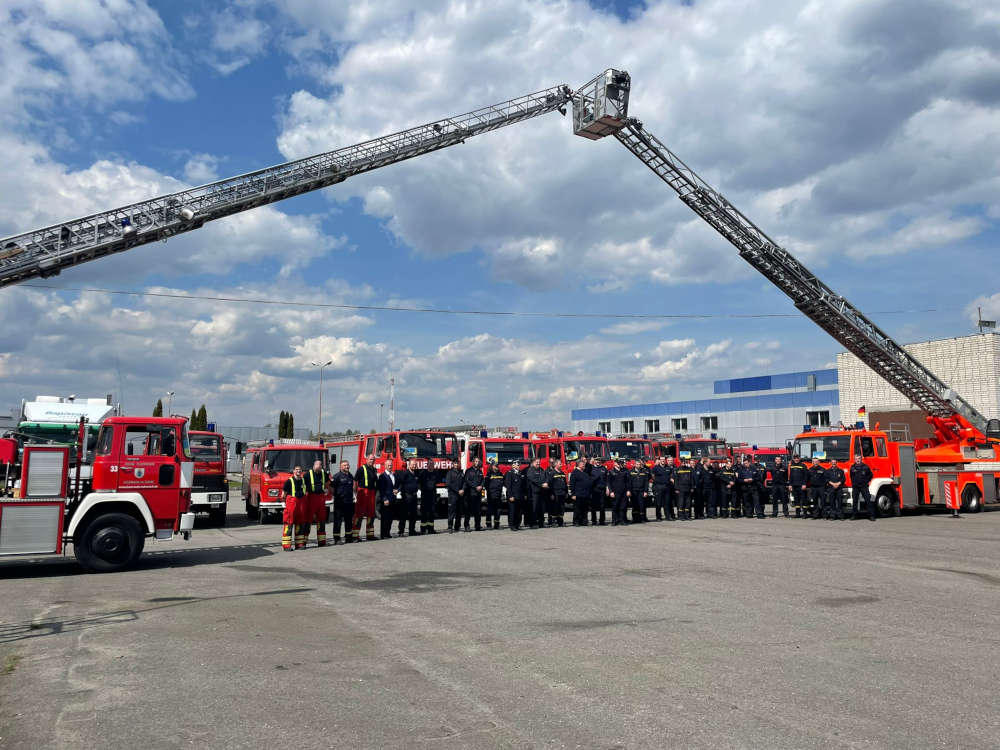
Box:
[235,441,245,456]
[263,460,271,474]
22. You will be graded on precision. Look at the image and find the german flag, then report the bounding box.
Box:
[857,405,866,418]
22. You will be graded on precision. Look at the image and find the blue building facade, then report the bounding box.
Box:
[571,369,840,447]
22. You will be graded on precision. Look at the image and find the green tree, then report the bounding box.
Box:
[279,411,287,438]
[153,399,163,417]
[190,408,197,428]
[286,412,294,438]
[197,404,208,431]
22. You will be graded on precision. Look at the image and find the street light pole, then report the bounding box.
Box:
[310,360,332,438]
[166,391,175,416]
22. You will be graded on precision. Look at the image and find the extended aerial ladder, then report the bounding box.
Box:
[1,68,994,440]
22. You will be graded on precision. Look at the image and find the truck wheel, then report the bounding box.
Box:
[209,506,227,526]
[876,489,898,518]
[74,513,145,573]
[961,487,982,513]
[246,496,259,521]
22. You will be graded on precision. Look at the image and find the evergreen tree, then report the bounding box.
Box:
[190,408,197,428]
[153,399,163,417]
[286,412,294,437]
[279,411,287,438]
[197,404,208,430]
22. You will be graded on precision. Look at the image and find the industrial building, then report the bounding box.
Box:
[571,369,841,447]
[571,332,1000,448]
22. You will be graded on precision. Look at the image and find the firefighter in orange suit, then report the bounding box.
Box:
[282,465,308,550]
[353,455,378,541]
[303,459,330,547]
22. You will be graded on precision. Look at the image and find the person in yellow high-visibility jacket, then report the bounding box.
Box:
[282,466,308,550]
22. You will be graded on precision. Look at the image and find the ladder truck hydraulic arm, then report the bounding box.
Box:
[0,83,575,288]
[571,70,998,444]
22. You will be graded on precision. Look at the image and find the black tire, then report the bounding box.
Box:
[961,487,982,513]
[209,505,227,526]
[74,512,145,573]
[876,489,898,518]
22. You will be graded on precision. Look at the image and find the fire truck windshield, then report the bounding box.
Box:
[607,440,647,459]
[484,442,534,464]
[191,435,222,461]
[792,436,851,462]
[563,440,608,459]
[265,449,326,473]
[680,440,727,458]
[399,433,458,459]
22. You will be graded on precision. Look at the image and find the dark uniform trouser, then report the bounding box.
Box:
[791,486,806,516]
[466,489,482,529]
[666,486,677,519]
[572,494,588,525]
[531,488,547,526]
[826,487,843,519]
[486,493,502,527]
[809,487,825,518]
[332,502,354,541]
[611,491,629,523]
[550,492,566,524]
[380,499,394,538]
[420,489,436,533]
[740,483,757,517]
[677,489,692,519]
[722,486,736,517]
[396,492,418,534]
[447,490,463,530]
[693,488,704,519]
[852,486,875,519]
[771,485,789,517]
[590,490,606,524]
[631,489,646,521]
[706,487,719,518]
[508,496,522,528]
[652,484,669,518]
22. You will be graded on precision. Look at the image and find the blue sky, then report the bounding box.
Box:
[0,0,998,433]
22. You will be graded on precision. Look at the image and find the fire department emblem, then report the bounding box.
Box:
[134,468,145,479]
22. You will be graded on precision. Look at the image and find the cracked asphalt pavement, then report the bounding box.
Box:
[2,499,999,749]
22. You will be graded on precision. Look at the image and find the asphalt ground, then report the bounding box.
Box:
[2,498,999,750]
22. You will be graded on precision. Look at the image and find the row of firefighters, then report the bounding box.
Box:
[280,453,880,549]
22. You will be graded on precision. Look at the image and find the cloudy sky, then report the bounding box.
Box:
[1,0,997,433]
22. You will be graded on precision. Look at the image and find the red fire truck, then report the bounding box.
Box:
[0,416,195,572]
[652,434,729,464]
[189,429,228,526]
[730,445,787,486]
[792,417,1000,516]
[240,440,331,522]
[530,431,609,469]
[326,430,459,513]
[459,432,536,474]
[605,435,653,468]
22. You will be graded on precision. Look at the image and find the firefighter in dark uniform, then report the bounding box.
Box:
[674,458,694,520]
[444,463,465,533]
[570,458,594,526]
[825,458,846,520]
[463,457,485,531]
[302,459,330,547]
[628,460,650,522]
[850,454,876,521]
[397,459,420,536]
[377,463,398,539]
[504,459,527,530]
[330,460,355,544]
[588,457,608,526]
[607,459,630,525]
[281,465,308,550]
[807,457,827,519]
[692,457,708,519]
[546,460,568,527]
[484,459,505,529]
[770,455,790,518]
[719,459,737,518]
[651,457,672,521]
[418,464,438,534]
[736,457,757,519]
[526,458,547,529]
[705,459,721,518]
[788,455,808,518]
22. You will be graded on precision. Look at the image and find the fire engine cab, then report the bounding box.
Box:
[241,440,330,522]
[189,429,228,526]
[605,434,653,468]
[0,416,195,572]
[531,431,609,469]
[459,431,536,474]
[652,434,729,464]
